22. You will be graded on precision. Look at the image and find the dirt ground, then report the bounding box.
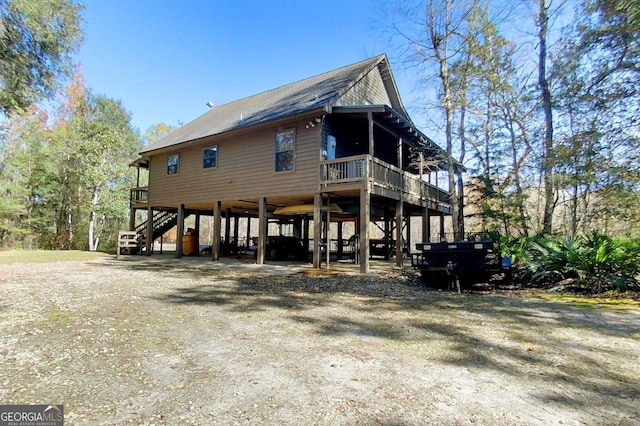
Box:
[1,255,639,425]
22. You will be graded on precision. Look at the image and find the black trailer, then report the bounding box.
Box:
[411,240,511,292]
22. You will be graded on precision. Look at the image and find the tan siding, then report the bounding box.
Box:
[335,67,391,106]
[148,119,321,206]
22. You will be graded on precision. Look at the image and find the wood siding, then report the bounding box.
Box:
[335,67,391,107]
[148,118,321,207]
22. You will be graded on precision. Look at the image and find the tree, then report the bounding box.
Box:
[143,123,176,147]
[44,73,141,251]
[80,95,140,251]
[450,5,534,237]
[579,0,640,102]
[537,0,556,235]
[0,0,83,114]
[385,0,482,240]
[551,0,640,237]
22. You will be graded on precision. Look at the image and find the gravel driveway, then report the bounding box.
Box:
[1,255,639,425]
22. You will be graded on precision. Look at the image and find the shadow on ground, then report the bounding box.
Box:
[101,255,640,417]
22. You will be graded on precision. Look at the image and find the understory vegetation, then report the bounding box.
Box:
[503,233,640,294]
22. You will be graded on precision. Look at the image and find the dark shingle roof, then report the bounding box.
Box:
[141,54,391,154]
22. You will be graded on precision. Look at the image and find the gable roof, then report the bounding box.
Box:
[141,54,406,154]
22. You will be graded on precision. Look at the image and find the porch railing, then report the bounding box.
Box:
[130,187,148,205]
[321,155,451,208]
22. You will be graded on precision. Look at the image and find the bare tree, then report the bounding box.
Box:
[385,0,481,240]
[537,0,556,234]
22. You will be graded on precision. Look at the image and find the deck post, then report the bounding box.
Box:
[337,221,343,259]
[313,193,322,268]
[212,201,221,261]
[225,208,232,246]
[145,206,153,255]
[246,216,252,249]
[396,199,403,267]
[233,213,240,249]
[396,136,404,266]
[406,213,412,256]
[256,198,267,264]
[354,215,360,264]
[422,208,430,242]
[457,173,465,240]
[325,195,331,268]
[384,206,391,260]
[303,216,310,255]
[176,204,185,258]
[129,203,135,232]
[359,184,370,274]
[367,111,374,156]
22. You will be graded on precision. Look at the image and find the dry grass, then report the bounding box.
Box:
[0,249,108,264]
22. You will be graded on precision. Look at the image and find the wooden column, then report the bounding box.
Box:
[422,208,430,242]
[224,208,231,246]
[439,213,446,242]
[129,206,136,232]
[354,215,360,265]
[368,111,374,156]
[457,173,465,240]
[176,204,185,258]
[337,221,343,260]
[233,213,240,249]
[384,206,391,260]
[256,198,267,264]
[303,216,310,255]
[359,185,370,273]
[396,136,403,266]
[325,195,331,268]
[246,216,252,249]
[395,200,403,266]
[212,201,221,261]
[313,193,322,268]
[406,213,412,256]
[145,206,153,255]
[195,210,201,235]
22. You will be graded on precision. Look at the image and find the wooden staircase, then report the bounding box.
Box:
[134,210,178,252]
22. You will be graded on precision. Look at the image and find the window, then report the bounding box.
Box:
[167,154,179,175]
[275,128,295,172]
[203,146,218,169]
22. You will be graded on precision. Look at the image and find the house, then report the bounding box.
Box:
[128,54,462,273]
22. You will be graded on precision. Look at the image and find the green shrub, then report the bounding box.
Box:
[518,233,639,293]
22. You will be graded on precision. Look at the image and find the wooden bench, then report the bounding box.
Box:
[117,231,141,258]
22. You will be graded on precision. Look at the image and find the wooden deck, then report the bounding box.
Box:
[131,155,451,214]
[320,154,451,213]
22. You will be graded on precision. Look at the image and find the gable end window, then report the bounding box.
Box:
[275,128,295,172]
[167,154,179,175]
[203,146,218,169]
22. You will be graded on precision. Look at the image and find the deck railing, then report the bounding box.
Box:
[130,187,148,205]
[321,155,450,208]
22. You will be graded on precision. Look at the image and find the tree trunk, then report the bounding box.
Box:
[88,189,100,251]
[538,0,555,234]
[430,0,461,241]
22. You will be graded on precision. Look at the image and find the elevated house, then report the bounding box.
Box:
[129,54,462,273]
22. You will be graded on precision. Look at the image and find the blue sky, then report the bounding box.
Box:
[77,0,426,137]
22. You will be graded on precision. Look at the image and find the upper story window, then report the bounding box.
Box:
[203,146,218,169]
[167,154,179,175]
[275,128,295,172]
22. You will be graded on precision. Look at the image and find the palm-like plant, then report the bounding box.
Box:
[520,233,639,292]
